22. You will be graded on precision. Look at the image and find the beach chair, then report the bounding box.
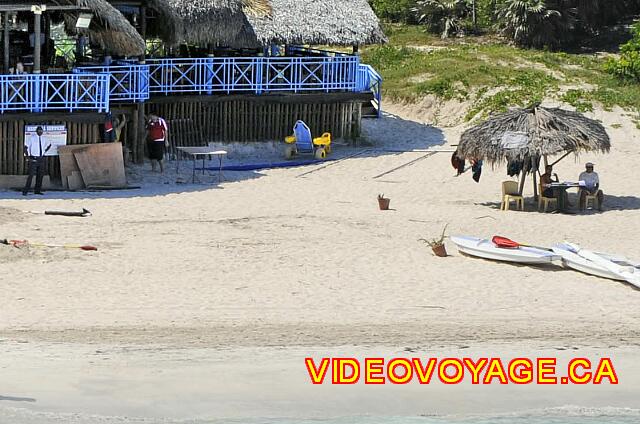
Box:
[501,181,524,211]
[538,183,558,213]
[284,120,332,160]
[578,189,599,211]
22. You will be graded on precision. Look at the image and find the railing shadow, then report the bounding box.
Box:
[0,112,445,200]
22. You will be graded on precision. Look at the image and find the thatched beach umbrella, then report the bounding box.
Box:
[457,105,611,195]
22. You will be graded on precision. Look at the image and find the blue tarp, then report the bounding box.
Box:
[200,158,333,172]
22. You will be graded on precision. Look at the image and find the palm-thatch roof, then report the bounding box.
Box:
[63,0,146,56]
[457,106,611,166]
[245,0,386,46]
[80,0,146,55]
[147,0,272,47]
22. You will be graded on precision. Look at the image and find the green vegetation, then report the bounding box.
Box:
[370,1,640,49]
[362,25,640,120]
[606,23,640,82]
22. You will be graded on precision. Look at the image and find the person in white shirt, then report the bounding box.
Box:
[22,126,51,195]
[579,162,604,211]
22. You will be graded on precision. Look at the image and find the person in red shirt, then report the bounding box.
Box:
[146,114,169,173]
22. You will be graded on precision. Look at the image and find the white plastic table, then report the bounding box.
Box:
[176,147,227,183]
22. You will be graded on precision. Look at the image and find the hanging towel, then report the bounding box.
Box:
[472,159,483,183]
[507,160,523,177]
[451,151,465,175]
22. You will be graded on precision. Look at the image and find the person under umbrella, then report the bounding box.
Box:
[579,162,604,211]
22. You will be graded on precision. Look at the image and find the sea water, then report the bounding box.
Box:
[2,406,639,423]
[225,407,640,424]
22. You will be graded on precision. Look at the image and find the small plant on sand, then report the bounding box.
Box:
[419,224,449,248]
[377,193,391,210]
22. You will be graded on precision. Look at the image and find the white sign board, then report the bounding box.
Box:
[25,125,68,156]
[500,131,530,149]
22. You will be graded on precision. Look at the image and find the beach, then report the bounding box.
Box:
[1,102,640,422]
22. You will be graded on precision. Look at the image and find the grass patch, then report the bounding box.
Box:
[361,26,640,120]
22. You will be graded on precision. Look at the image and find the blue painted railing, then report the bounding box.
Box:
[74,64,150,102]
[357,64,383,118]
[0,73,109,113]
[145,56,360,95]
[0,55,381,114]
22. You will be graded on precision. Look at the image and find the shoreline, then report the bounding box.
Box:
[1,342,639,421]
[1,101,640,422]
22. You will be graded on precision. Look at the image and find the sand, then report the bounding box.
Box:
[1,102,639,422]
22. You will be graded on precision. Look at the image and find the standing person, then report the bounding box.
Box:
[579,162,604,211]
[146,114,169,173]
[114,114,127,144]
[22,126,51,196]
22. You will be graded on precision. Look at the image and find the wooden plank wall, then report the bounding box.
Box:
[1,95,366,172]
[145,96,363,153]
[0,115,104,177]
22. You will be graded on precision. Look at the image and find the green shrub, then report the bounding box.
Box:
[370,0,419,23]
[606,23,640,81]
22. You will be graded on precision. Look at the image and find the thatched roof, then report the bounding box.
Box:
[59,0,145,56]
[457,106,611,165]
[147,0,272,47]
[246,0,386,46]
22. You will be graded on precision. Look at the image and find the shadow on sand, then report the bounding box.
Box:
[0,395,36,403]
[0,112,445,201]
[476,194,640,213]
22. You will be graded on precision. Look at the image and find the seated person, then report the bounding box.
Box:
[540,164,569,206]
[540,165,558,198]
[579,162,604,211]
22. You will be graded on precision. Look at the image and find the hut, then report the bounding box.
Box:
[245,0,387,47]
[0,0,385,179]
[456,105,611,197]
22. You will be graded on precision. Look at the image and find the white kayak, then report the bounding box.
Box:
[560,242,640,289]
[450,236,560,264]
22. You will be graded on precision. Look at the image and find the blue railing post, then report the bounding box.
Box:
[33,75,42,113]
[255,57,264,95]
[103,74,110,112]
[70,73,77,112]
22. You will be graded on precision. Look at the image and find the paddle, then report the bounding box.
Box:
[1,239,98,251]
[492,236,552,251]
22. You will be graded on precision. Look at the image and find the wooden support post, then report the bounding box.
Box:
[33,7,42,73]
[43,13,50,67]
[139,5,146,60]
[3,12,9,73]
[136,5,147,164]
[136,103,146,164]
[519,170,527,196]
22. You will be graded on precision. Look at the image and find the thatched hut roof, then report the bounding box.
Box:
[457,106,611,165]
[147,0,272,47]
[246,0,387,46]
[77,0,146,56]
[56,0,144,56]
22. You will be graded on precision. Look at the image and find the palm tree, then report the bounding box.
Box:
[414,0,471,38]
[496,0,575,49]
